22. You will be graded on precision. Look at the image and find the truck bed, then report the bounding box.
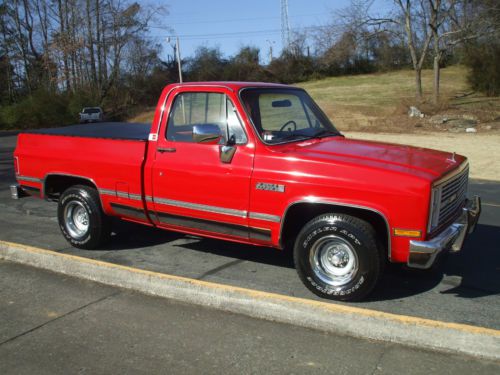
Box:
[24,122,151,141]
[16,123,150,216]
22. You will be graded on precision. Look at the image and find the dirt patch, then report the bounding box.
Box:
[344,131,500,181]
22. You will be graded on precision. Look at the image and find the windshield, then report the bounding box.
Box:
[240,88,340,144]
[83,108,100,114]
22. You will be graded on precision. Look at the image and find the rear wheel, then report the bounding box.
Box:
[58,185,111,249]
[294,214,382,301]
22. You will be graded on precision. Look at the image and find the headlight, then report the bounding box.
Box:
[428,185,442,233]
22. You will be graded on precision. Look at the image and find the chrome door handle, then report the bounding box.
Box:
[157,147,176,153]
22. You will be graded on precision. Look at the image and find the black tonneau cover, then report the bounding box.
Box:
[24,122,151,141]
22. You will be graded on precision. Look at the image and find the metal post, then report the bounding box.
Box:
[175,36,183,83]
[266,40,275,64]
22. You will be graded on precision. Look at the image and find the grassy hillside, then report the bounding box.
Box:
[299,65,499,131]
[129,66,500,132]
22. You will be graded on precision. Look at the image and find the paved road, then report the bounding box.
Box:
[1,260,499,374]
[1,133,499,329]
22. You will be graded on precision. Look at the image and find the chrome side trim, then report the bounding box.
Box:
[249,212,281,223]
[153,197,248,218]
[16,175,42,183]
[99,189,143,202]
[279,200,391,258]
[129,193,142,201]
[99,188,115,197]
[116,191,128,199]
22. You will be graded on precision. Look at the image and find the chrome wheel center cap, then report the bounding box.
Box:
[78,212,88,226]
[328,249,349,268]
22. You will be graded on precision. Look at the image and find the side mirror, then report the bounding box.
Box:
[192,124,222,145]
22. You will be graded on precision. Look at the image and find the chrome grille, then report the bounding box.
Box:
[436,166,469,229]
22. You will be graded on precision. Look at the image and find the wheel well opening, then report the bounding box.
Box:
[44,175,96,201]
[281,203,389,256]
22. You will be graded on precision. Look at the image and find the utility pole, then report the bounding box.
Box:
[175,36,183,83]
[266,39,275,63]
[167,36,183,83]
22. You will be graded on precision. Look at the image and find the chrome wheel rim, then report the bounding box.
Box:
[309,235,358,287]
[64,201,89,239]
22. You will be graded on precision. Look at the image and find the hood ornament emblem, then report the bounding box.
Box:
[447,152,456,163]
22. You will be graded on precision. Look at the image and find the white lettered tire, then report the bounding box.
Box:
[58,185,111,249]
[294,214,382,301]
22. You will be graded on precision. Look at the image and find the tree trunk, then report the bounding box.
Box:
[430,0,442,105]
[12,0,32,93]
[433,54,440,105]
[86,0,97,85]
[34,0,53,89]
[95,0,102,88]
[397,0,433,103]
[415,68,423,101]
[57,0,71,91]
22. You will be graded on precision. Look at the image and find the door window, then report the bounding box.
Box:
[166,92,247,144]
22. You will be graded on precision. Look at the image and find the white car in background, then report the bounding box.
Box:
[80,107,104,123]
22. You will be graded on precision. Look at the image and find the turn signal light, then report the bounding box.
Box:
[393,229,422,238]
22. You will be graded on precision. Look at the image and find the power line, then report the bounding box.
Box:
[152,29,282,40]
[151,12,325,27]
[150,25,334,41]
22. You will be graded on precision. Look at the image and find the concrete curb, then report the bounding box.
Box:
[1,240,499,361]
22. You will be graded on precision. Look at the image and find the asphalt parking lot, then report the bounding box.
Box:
[1,132,499,330]
[2,260,499,374]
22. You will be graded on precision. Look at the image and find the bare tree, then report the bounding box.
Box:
[394,0,433,101]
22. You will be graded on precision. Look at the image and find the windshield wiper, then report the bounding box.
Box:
[311,129,340,138]
[280,132,313,141]
[277,129,340,143]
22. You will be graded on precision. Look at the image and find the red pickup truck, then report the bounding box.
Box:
[12,82,481,301]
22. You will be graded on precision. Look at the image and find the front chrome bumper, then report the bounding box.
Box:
[407,196,481,269]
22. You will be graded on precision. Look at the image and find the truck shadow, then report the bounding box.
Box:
[107,219,498,301]
[368,223,500,301]
[107,218,294,268]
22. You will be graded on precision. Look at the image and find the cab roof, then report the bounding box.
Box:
[164,81,299,92]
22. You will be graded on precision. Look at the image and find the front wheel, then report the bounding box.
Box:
[58,185,111,249]
[294,214,382,301]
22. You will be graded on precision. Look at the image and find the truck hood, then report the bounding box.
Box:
[278,136,465,180]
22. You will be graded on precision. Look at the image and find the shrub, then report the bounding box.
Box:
[464,42,500,96]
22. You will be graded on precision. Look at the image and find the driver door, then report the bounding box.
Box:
[151,89,254,240]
